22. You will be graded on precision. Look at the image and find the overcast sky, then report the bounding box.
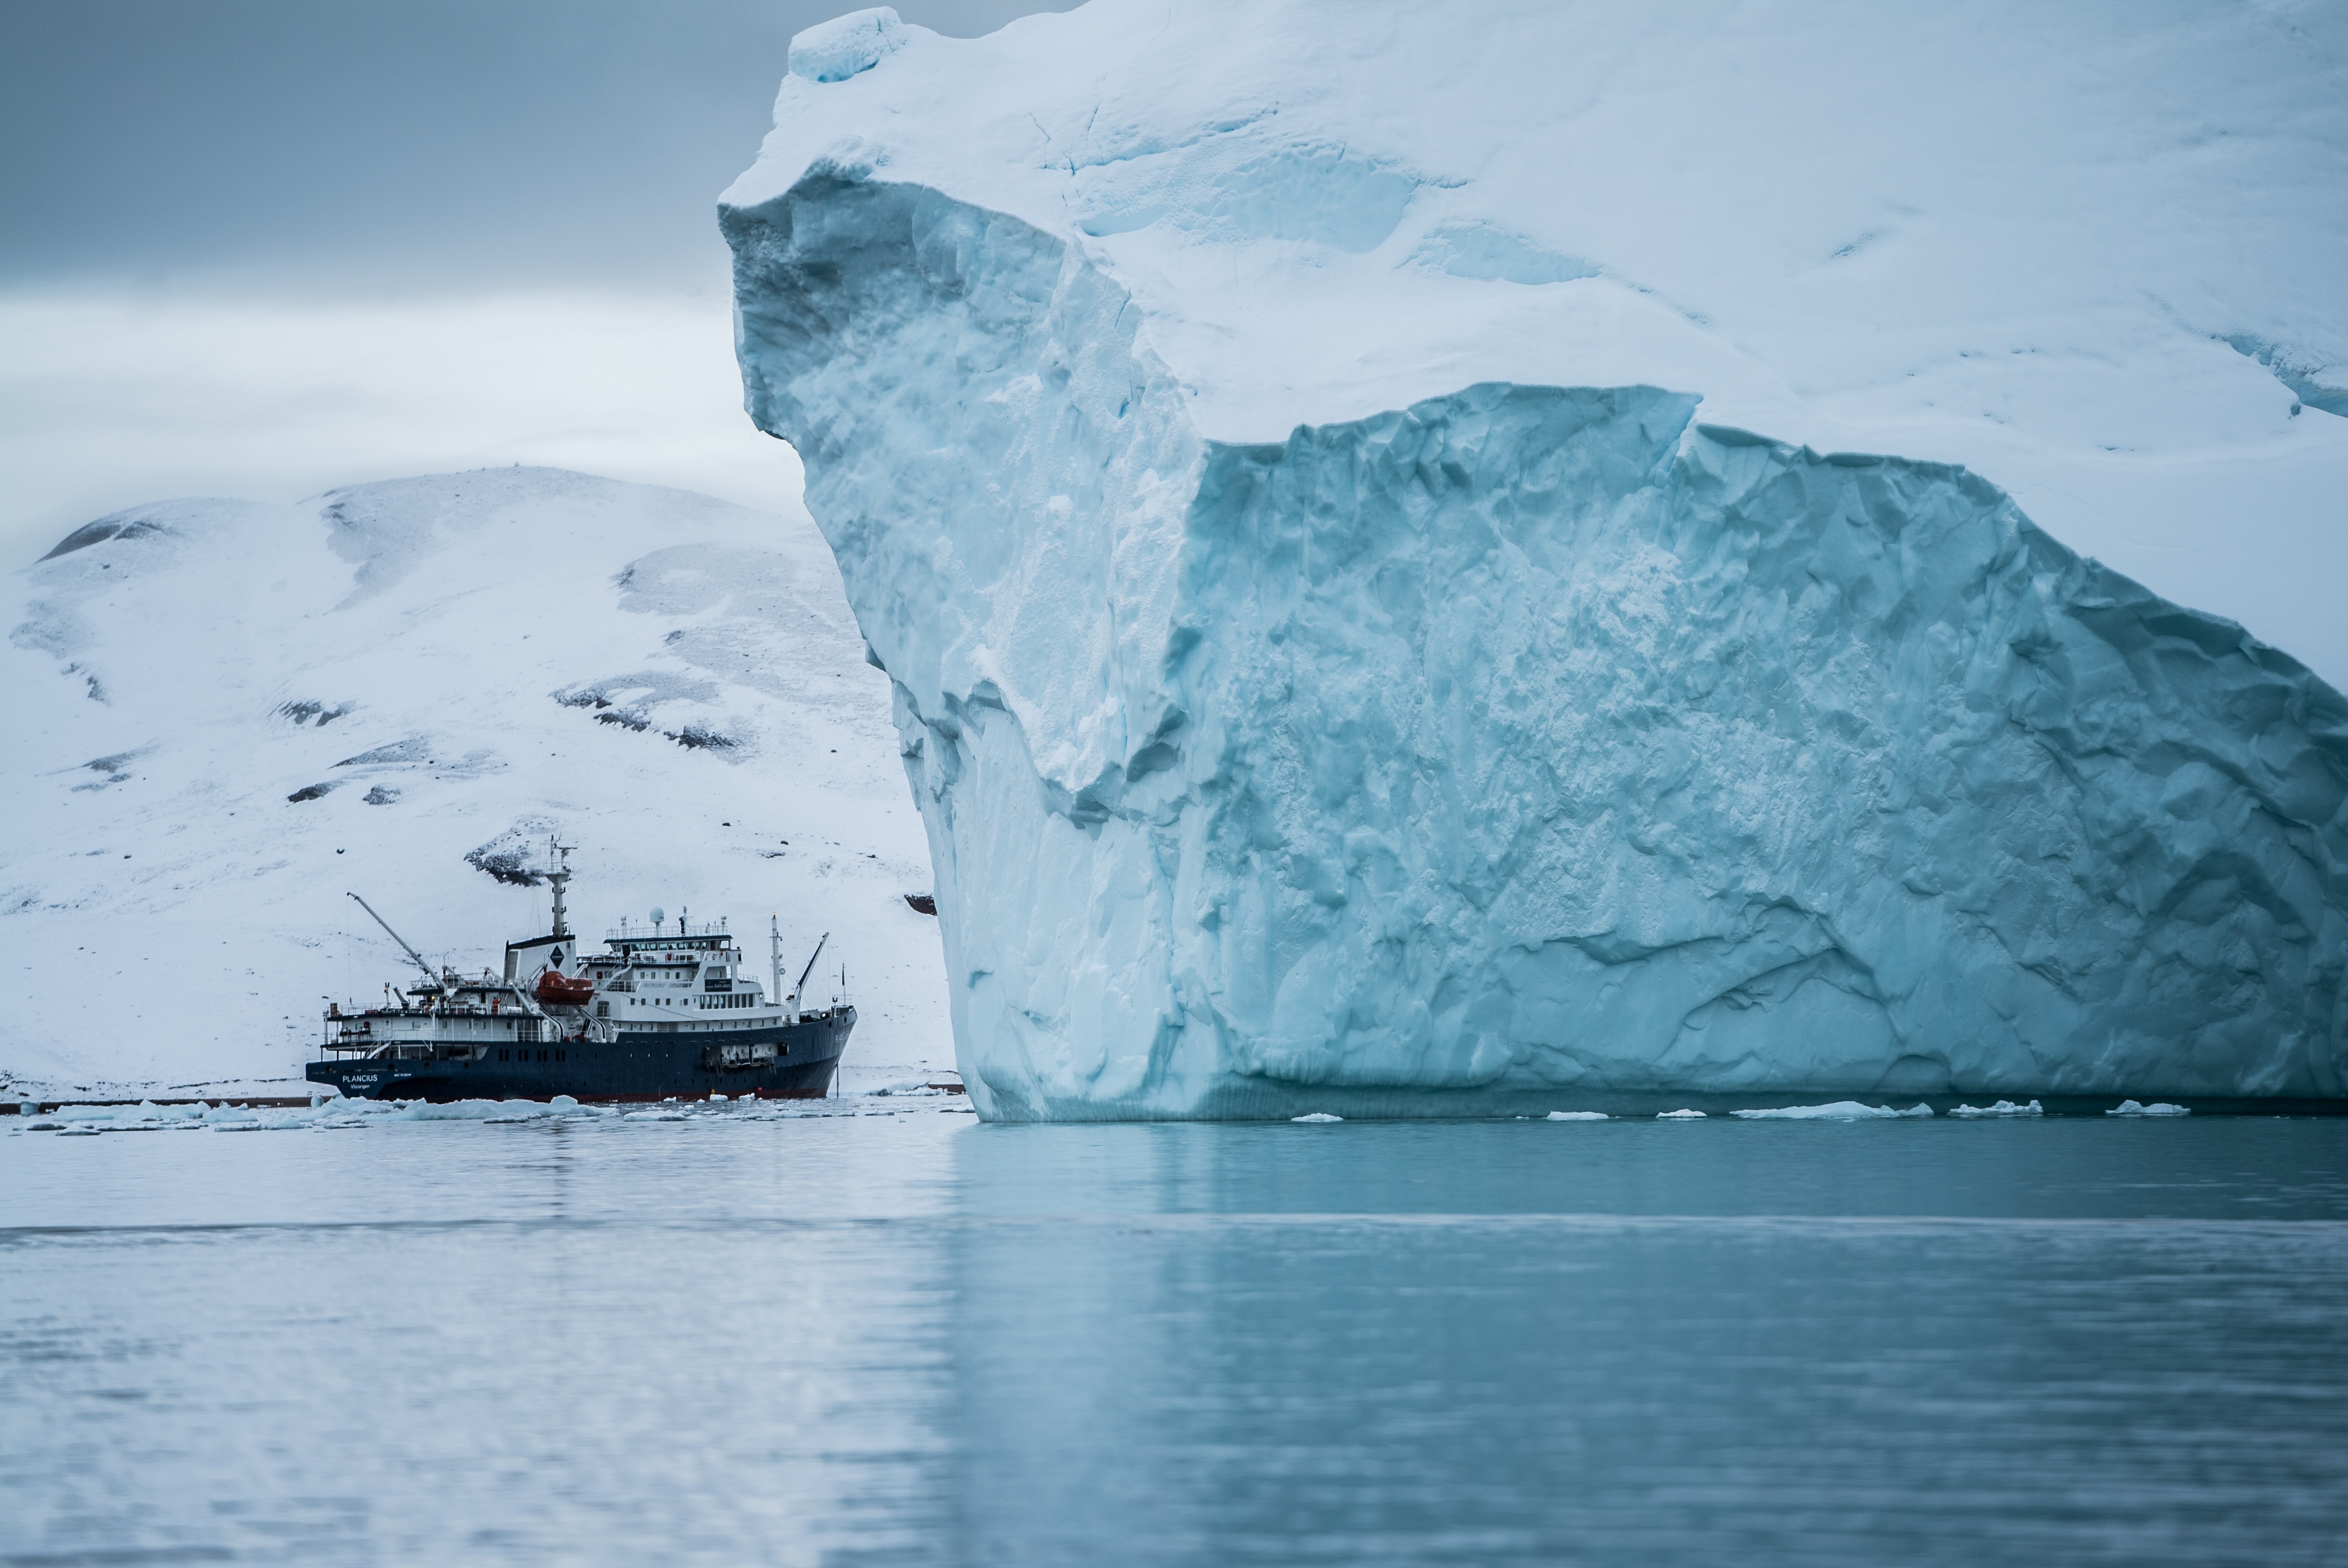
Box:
[0,0,1072,558]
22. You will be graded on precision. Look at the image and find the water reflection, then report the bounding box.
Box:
[941,1120,2348,1566]
[1,1113,2344,1565]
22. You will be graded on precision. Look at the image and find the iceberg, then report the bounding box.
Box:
[1729,1103,1934,1122]
[723,2,2348,1119]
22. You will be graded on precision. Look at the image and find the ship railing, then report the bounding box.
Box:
[605,920,729,941]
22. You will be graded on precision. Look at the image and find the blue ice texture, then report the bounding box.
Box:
[724,170,2348,1120]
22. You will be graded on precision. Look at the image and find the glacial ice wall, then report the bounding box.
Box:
[727,169,2348,1116]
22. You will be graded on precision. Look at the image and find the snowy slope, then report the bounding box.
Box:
[722,2,2348,1117]
[1,468,944,1095]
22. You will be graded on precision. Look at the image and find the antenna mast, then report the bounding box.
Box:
[770,916,784,1014]
[545,836,573,938]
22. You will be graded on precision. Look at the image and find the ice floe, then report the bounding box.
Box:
[1731,1102,1935,1121]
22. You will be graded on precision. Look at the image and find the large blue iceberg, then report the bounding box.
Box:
[723,7,2348,1116]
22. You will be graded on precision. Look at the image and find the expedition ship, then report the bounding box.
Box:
[306,843,852,1102]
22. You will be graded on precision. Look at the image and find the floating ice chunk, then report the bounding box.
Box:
[1949,1099,2045,1118]
[399,1098,545,1121]
[1731,1101,1935,1120]
[788,7,908,84]
[2107,1100,2192,1117]
[1291,1112,1343,1122]
[1657,1109,1708,1120]
[1546,1111,1609,1121]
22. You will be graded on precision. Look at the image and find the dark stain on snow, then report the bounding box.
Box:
[287,782,338,803]
[553,675,735,752]
[40,515,174,561]
[334,736,430,767]
[467,848,540,886]
[67,749,147,790]
[276,700,356,727]
[465,821,555,886]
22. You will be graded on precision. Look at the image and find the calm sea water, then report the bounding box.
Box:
[4,1103,2346,1566]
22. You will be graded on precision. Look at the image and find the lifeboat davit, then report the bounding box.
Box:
[535,971,595,1006]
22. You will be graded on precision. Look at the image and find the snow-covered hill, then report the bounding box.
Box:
[1,467,945,1096]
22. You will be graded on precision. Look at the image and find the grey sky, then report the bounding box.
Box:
[0,2,1072,559]
[2,1,1068,292]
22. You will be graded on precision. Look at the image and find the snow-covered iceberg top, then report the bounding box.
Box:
[787,7,907,84]
[724,2,2348,1121]
[725,0,2348,681]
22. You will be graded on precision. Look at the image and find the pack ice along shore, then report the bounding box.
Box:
[307,843,853,1103]
[721,3,2348,1118]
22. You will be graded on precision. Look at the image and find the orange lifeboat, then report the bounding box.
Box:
[535,971,595,1007]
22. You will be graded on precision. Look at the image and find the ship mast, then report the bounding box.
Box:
[545,837,573,940]
[770,915,784,1014]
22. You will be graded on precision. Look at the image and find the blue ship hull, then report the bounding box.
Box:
[306,1007,855,1103]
